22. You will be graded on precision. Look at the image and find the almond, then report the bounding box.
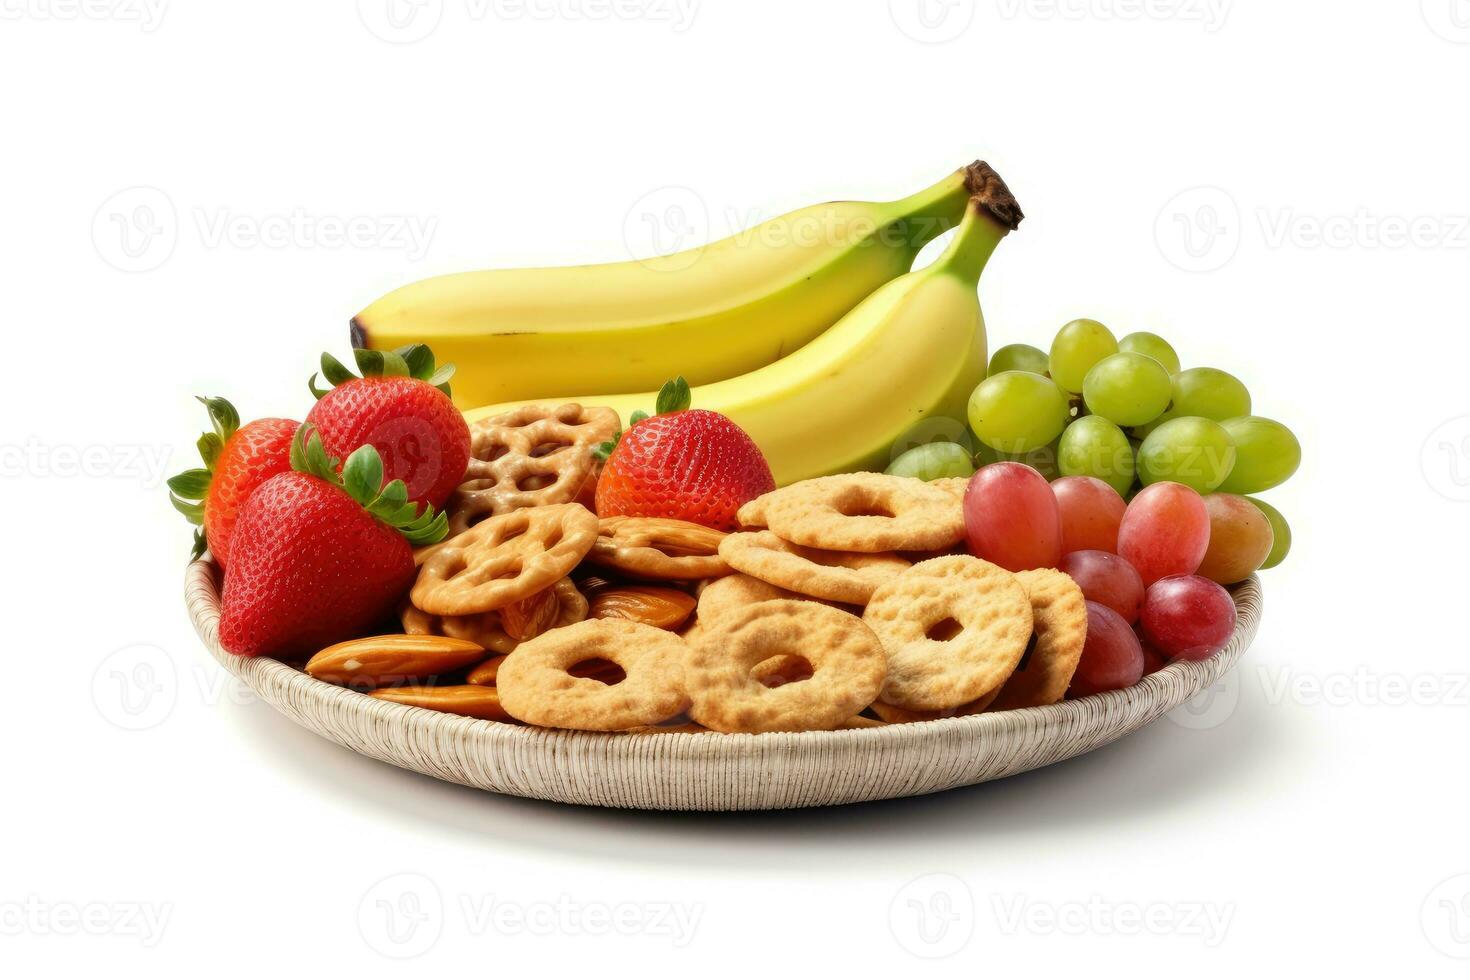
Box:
[466,654,509,686]
[305,634,485,688]
[366,685,512,721]
[499,585,562,641]
[589,585,696,631]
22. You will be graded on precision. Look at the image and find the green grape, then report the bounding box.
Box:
[1170,367,1251,420]
[1217,416,1300,493]
[1058,416,1136,495]
[1049,319,1118,393]
[967,371,1071,453]
[886,442,976,481]
[1118,331,1181,374]
[1136,416,1236,493]
[988,343,1050,377]
[1244,496,1291,569]
[1081,352,1173,427]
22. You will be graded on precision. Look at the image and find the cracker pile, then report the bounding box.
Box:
[301,406,1090,734]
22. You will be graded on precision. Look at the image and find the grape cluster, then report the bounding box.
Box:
[888,318,1296,573]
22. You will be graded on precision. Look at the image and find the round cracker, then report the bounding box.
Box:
[496,619,690,731]
[687,600,887,733]
[718,530,910,604]
[742,474,964,553]
[863,556,1033,711]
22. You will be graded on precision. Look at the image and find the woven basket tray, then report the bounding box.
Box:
[184,560,1261,811]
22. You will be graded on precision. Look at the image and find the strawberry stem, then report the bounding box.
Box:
[289,427,449,547]
[308,344,456,401]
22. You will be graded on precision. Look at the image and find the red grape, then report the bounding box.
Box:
[1060,550,1145,623]
[1197,493,1273,584]
[1139,638,1171,675]
[1140,574,1237,662]
[963,462,1061,572]
[1068,601,1145,698]
[1117,481,1210,585]
[1052,475,1127,553]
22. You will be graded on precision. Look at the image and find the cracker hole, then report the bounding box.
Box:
[752,655,813,688]
[569,658,625,685]
[530,443,568,458]
[926,618,964,642]
[835,497,896,519]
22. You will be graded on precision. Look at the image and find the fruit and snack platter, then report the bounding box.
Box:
[175,161,1292,755]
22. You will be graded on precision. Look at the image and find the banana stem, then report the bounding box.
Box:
[934,200,1010,280]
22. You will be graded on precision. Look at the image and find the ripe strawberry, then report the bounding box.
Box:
[219,430,449,658]
[169,396,299,566]
[305,344,470,512]
[595,378,774,531]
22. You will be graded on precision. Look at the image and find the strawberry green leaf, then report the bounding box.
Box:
[190,529,208,561]
[396,343,435,378]
[425,363,455,397]
[655,377,692,415]
[196,432,223,470]
[195,396,240,442]
[354,348,410,379]
[320,353,355,387]
[592,438,618,461]
[170,493,205,524]
[167,469,212,499]
[341,445,384,505]
[289,425,340,482]
[401,511,449,547]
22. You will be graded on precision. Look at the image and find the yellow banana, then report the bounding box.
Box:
[464,170,1022,486]
[353,164,993,409]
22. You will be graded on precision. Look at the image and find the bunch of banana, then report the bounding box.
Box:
[352,164,989,408]
[465,165,1023,486]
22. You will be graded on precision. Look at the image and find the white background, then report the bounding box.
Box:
[3,0,1468,974]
